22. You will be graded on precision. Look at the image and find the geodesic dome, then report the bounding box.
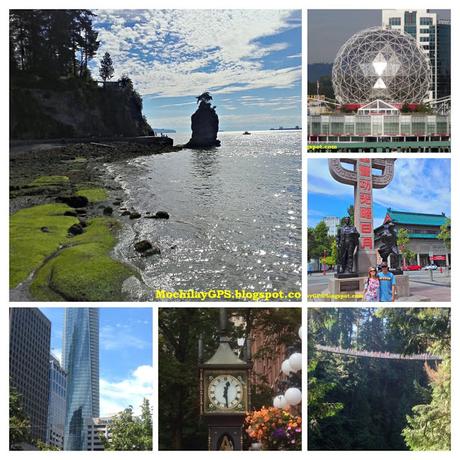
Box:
[332,27,432,104]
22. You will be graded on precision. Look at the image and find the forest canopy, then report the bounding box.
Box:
[308,308,450,451]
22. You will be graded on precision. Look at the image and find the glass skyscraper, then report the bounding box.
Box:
[63,308,99,450]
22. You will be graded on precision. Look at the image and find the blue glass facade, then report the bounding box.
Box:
[63,308,99,450]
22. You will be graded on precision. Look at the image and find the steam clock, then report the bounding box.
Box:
[199,310,251,450]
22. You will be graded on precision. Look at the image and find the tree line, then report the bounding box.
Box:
[10,10,99,80]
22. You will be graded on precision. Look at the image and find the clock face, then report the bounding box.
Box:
[207,374,244,410]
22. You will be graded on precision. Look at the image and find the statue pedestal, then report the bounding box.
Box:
[329,276,366,300]
[394,274,410,298]
[327,273,410,301]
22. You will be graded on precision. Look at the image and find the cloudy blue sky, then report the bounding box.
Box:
[90,9,301,131]
[308,159,451,228]
[308,9,451,64]
[40,308,152,416]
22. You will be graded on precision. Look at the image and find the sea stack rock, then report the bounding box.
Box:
[186,92,220,148]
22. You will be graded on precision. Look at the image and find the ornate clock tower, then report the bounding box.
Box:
[199,309,251,450]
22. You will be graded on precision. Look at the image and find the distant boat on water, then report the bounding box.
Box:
[243,131,251,135]
[270,125,301,131]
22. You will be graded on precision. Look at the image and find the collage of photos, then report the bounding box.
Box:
[6,3,452,457]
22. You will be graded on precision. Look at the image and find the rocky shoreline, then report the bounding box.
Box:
[10,140,181,301]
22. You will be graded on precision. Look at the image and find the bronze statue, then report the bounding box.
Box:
[337,217,360,275]
[378,220,400,268]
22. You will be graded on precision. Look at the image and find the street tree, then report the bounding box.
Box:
[101,399,152,450]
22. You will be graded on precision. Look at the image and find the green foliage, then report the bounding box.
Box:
[101,399,152,451]
[9,386,31,450]
[76,187,108,203]
[437,217,451,251]
[308,221,334,261]
[10,10,99,79]
[397,228,416,264]
[35,440,60,451]
[402,358,450,450]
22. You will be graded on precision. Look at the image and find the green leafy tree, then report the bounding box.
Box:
[99,51,114,85]
[437,217,451,251]
[35,440,60,451]
[9,386,31,450]
[309,221,333,260]
[402,358,450,450]
[101,399,152,451]
[397,228,416,265]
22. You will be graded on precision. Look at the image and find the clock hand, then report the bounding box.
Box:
[223,381,230,407]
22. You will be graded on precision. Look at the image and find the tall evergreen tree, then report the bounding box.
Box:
[99,52,114,85]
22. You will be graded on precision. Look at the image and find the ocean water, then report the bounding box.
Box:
[107,130,301,299]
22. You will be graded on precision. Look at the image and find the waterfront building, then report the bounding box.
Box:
[9,308,51,444]
[374,209,450,267]
[46,354,67,449]
[308,112,450,152]
[87,416,113,451]
[63,308,99,451]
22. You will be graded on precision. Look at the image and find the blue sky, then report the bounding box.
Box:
[40,308,152,416]
[308,159,451,228]
[90,9,301,131]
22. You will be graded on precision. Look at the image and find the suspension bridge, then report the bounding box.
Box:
[315,344,442,361]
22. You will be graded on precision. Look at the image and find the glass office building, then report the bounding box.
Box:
[63,308,99,450]
[46,354,67,449]
[9,308,51,443]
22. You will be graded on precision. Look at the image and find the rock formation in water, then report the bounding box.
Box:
[186,92,220,148]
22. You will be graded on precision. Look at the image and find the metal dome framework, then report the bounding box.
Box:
[332,27,432,104]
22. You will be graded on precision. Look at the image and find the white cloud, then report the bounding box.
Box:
[100,324,150,351]
[100,365,153,416]
[308,159,451,216]
[91,9,301,97]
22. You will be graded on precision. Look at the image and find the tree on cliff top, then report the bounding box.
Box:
[99,52,114,86]
[196,92,212,105]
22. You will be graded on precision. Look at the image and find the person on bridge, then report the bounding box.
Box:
[378,262,396,302]
[363,266,380,302]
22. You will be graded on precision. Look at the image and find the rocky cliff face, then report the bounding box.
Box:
[186,101,220,148]
[10,84,154,140]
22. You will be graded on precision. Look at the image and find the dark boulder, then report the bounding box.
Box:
[68,223,84,236]
[129,211,141,219]
[134,240,161,256]
[154,211,169,219]
[103,206,113,216]
[57,195,89,208]
[64,210,78,217]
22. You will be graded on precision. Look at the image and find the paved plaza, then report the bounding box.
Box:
[307,270,451,302]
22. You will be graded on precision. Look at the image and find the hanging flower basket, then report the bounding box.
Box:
[245,407,301,450]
